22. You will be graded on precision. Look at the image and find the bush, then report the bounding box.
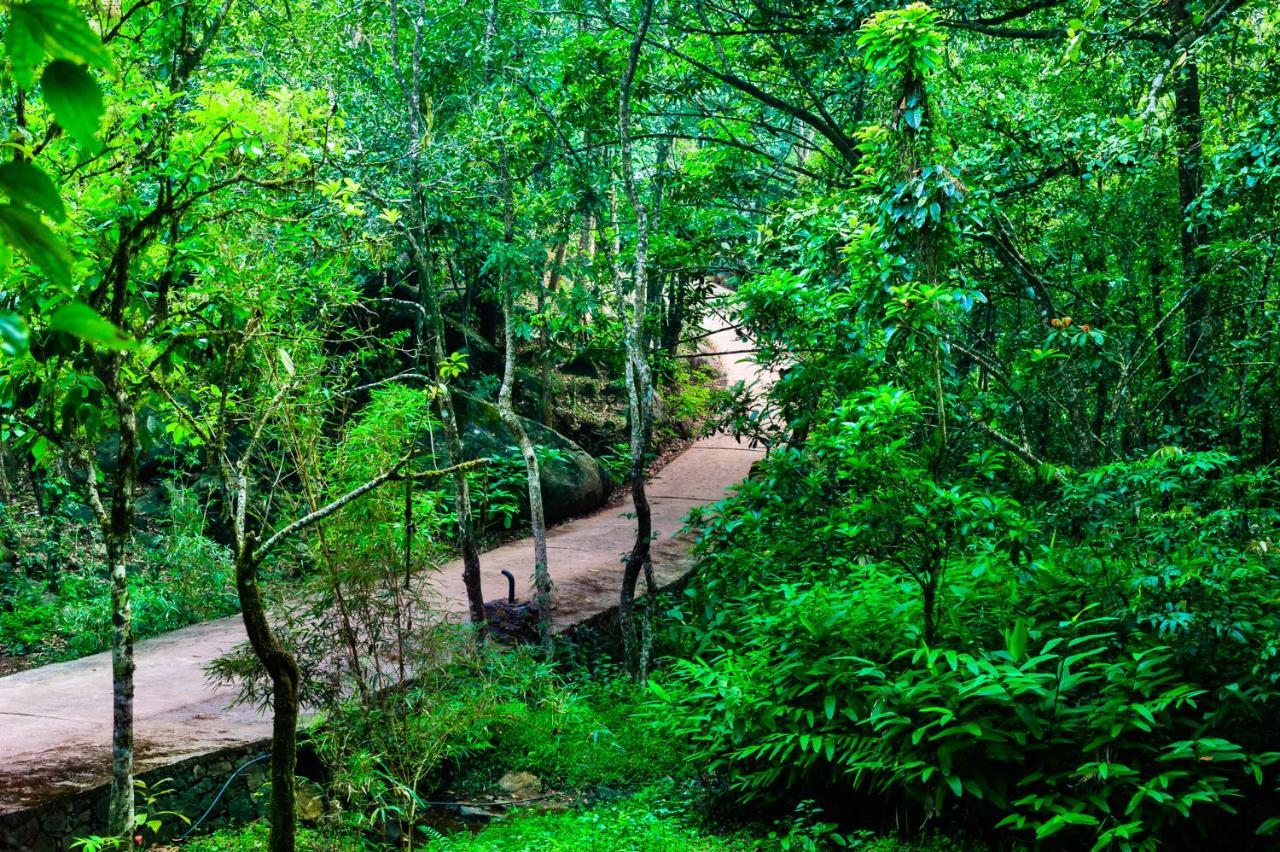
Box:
[0,523,239,662]
[185,822,366,851]
[313,647,688,842]
[654,393,1280,849]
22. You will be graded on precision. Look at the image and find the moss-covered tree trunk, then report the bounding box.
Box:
[103,398,137,838]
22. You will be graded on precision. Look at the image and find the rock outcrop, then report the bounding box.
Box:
[437,392,610,524]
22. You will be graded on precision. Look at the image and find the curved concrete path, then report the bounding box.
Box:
[0,312,766,816]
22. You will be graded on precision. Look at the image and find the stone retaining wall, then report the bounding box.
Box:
[0,739,270,851]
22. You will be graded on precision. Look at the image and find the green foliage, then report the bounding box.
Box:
[71,777,190,851]
[424,781,755,852]
[47,302,135,350]
[314,648,686,841]
[0,0,114,347]
[39,59,104,148]
[185,822,365,852]
[0,513,240,662]
[857,4,946,81]
[656,431,1280,848]
[2,1,1279,850]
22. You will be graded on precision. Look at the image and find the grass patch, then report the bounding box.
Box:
[423,782,754,851]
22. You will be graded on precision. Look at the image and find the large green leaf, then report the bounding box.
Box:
[0,311,29,357]
[5,9,44,90]
[49,302,135,351]
[0,160,65,221]
[7,0,113,90]
[0,203,71,287]
[41,60,104,149]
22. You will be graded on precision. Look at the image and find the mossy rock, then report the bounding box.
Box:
[433,392,610,524]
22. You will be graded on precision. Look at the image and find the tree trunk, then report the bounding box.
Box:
[540,241,566,427]
[616,0,657,678]
[388,0,485,625]
[494,119,554,648]
[104,363,138,838]
[0,444,11,504]
[221,454,419,852]
[235,545,299,852]
[663,273,685,358]
[416,250,486,624]
[498,289,554,649]
[1173,0,1210,429]
[921,578,936,646]
[105,537,135,838]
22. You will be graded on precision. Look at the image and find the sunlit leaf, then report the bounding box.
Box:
[42,60,105,149]
[0,202,72,287]
[49,302,136,350]
[0,160,65,221]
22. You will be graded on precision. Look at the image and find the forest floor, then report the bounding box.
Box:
[0,318,767,816]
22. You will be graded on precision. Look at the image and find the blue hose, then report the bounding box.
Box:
[176,752,270,842]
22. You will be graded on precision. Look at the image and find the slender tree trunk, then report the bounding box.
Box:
[498,288,554,648]
[616,0,657,678]
[0,444,11,504]
[442,389,486,627]
[235,544,299,852]
[222,453,424,852]
[105,532,135,837]
[540,240,566,427]
[663,272,685,357]
[580,210,596,263]
[921,578,936,646]
[417,250,486,624]
[492,76,554,647]
[389,0,485,624]
[101,356,138,837]
[1173,0,1210,429]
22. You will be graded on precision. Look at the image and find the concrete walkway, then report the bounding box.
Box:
[0,318,766,815]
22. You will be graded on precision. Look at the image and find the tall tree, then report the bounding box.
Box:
[614,0,658,678]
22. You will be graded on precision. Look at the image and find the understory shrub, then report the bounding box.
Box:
[312,648,686,844]
[0,526,239,661]
[654,389,1280,850]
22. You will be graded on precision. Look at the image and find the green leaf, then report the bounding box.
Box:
[0,160,65,221]
[0,202,71,287]
[10,0,113,69]
[824,695,836,720]
[1036,815,1069,839]
[6,11,43,90]
[41,60,104,149]
[0,311,29,356]
[49,302,135,350]
[1005,618,1029,662]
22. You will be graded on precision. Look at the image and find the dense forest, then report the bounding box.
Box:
[1,0,1278,849]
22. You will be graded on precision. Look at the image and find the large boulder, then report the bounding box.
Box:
[436,392,610,524]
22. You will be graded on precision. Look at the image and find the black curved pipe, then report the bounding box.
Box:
[500,569,516,603]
